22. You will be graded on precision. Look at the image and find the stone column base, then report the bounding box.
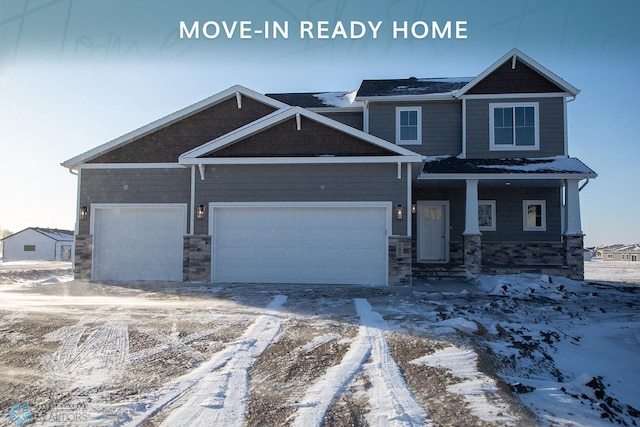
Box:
[183,235,212,282]
[73,235,93,280]
[463,234,482,275]
[388,236,412,286]
[564,234,584,280]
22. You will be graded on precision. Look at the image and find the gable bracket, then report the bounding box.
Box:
[512,54,517,69]
[236,91,242,109]
[296,113,302,131]
[397,162,402,179]
[198,164,205,180]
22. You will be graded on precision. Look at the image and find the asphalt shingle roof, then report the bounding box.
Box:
[356,77,472,98]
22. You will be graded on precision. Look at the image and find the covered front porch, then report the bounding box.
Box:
[413,156,597,280]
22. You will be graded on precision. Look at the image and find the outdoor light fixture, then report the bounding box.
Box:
[396,204,404,220]
[411,204,417,214]
[196,204,206,220]
[80,206,88,220]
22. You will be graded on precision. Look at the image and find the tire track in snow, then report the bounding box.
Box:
[118,295,287,427]
[292,298,429,427]
[43,314,130,388]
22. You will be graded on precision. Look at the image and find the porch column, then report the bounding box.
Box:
[464,179,480,235]
[564,179,584,280]
[463,179,481,274]
[564,179,582,235]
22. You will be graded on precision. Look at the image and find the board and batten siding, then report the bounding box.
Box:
[79,168,191,235]
[465,97,565,159]
[194,163,408,236]
[367,101,462,156]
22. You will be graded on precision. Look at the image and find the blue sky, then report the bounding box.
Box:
[0,0,639,247]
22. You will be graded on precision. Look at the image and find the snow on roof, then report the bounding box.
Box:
[312,90,360,108]
[357,77,473,98]
[422,156,597,176]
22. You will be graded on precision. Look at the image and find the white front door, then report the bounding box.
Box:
[417,201,448,262]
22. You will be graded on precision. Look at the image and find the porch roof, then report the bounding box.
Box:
[419,156,597,180]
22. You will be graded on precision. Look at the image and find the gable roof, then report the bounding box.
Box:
[456,49,579,97]
[61,85,289,170]
[2,227,74,242]
[179,106,422,164]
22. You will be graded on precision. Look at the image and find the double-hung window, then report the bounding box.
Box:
[490,103,539,150]
[478,200,496,231]
[523,200,546,231]
[396,107,422,145]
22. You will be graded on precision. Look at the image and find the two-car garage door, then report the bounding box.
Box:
[212,204,389,285]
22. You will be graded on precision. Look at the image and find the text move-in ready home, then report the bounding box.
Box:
[62,49,596,285]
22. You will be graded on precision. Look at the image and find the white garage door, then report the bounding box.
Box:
[212,204,388,285]
[92,205,186,281]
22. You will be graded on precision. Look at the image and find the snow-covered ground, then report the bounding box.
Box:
[0,261,638,426]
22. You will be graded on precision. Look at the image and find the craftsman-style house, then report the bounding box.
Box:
[62,49,596,285]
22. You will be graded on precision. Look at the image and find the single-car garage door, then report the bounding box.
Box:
[92,205,186,281]
[212,203,389,285]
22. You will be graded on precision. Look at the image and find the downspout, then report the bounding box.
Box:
[190,165,196,235]
[579,178,590,192]
[461,98,467,158]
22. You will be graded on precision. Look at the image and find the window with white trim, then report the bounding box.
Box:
[633,254,638,262]
[478,200,496,231]
[523,200,546,231]
[396,107,422,145]
[490,103,539,150]
[607,254,613,260]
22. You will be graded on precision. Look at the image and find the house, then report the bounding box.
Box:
[62,49,596,285]
[1,228,74,262]
[598,244,640,262]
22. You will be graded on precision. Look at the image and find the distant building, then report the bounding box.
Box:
[597,244,640,262]
[1,228,74,261]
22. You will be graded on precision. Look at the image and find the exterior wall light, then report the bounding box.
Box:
[196,204,206,220]
[80,206,89,220]
[396,204,404,220]
[411,204,417,214]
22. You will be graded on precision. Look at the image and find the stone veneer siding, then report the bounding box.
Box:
[388,236,412,286]
[183,235,212,282]
[564,235,584,280]
[464,234,482,274]
[73,235,93,279]
[482,241,564,266]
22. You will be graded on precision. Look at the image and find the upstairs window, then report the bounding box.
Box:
[490,103,539,150]
[396,107,422,145]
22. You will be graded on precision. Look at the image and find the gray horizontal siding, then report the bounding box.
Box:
[368,101,462,156]
[79,168,191,234]
[414,186,562,243]
[466,97,565,158]
[195,163,408,236]
[478,187,562,242]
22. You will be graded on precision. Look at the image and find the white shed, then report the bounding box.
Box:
[1,228,74,261]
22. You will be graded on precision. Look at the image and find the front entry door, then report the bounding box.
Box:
[418,202,448,262]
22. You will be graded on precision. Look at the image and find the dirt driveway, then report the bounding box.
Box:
[0,267,533,427]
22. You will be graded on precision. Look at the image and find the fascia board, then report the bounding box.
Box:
[179,155,423,165]
[180,106,422,160]
[61,85,289,169]
[455,48,580,98]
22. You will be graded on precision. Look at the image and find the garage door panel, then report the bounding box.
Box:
[93,206,185,281]
[213,205,388,285]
